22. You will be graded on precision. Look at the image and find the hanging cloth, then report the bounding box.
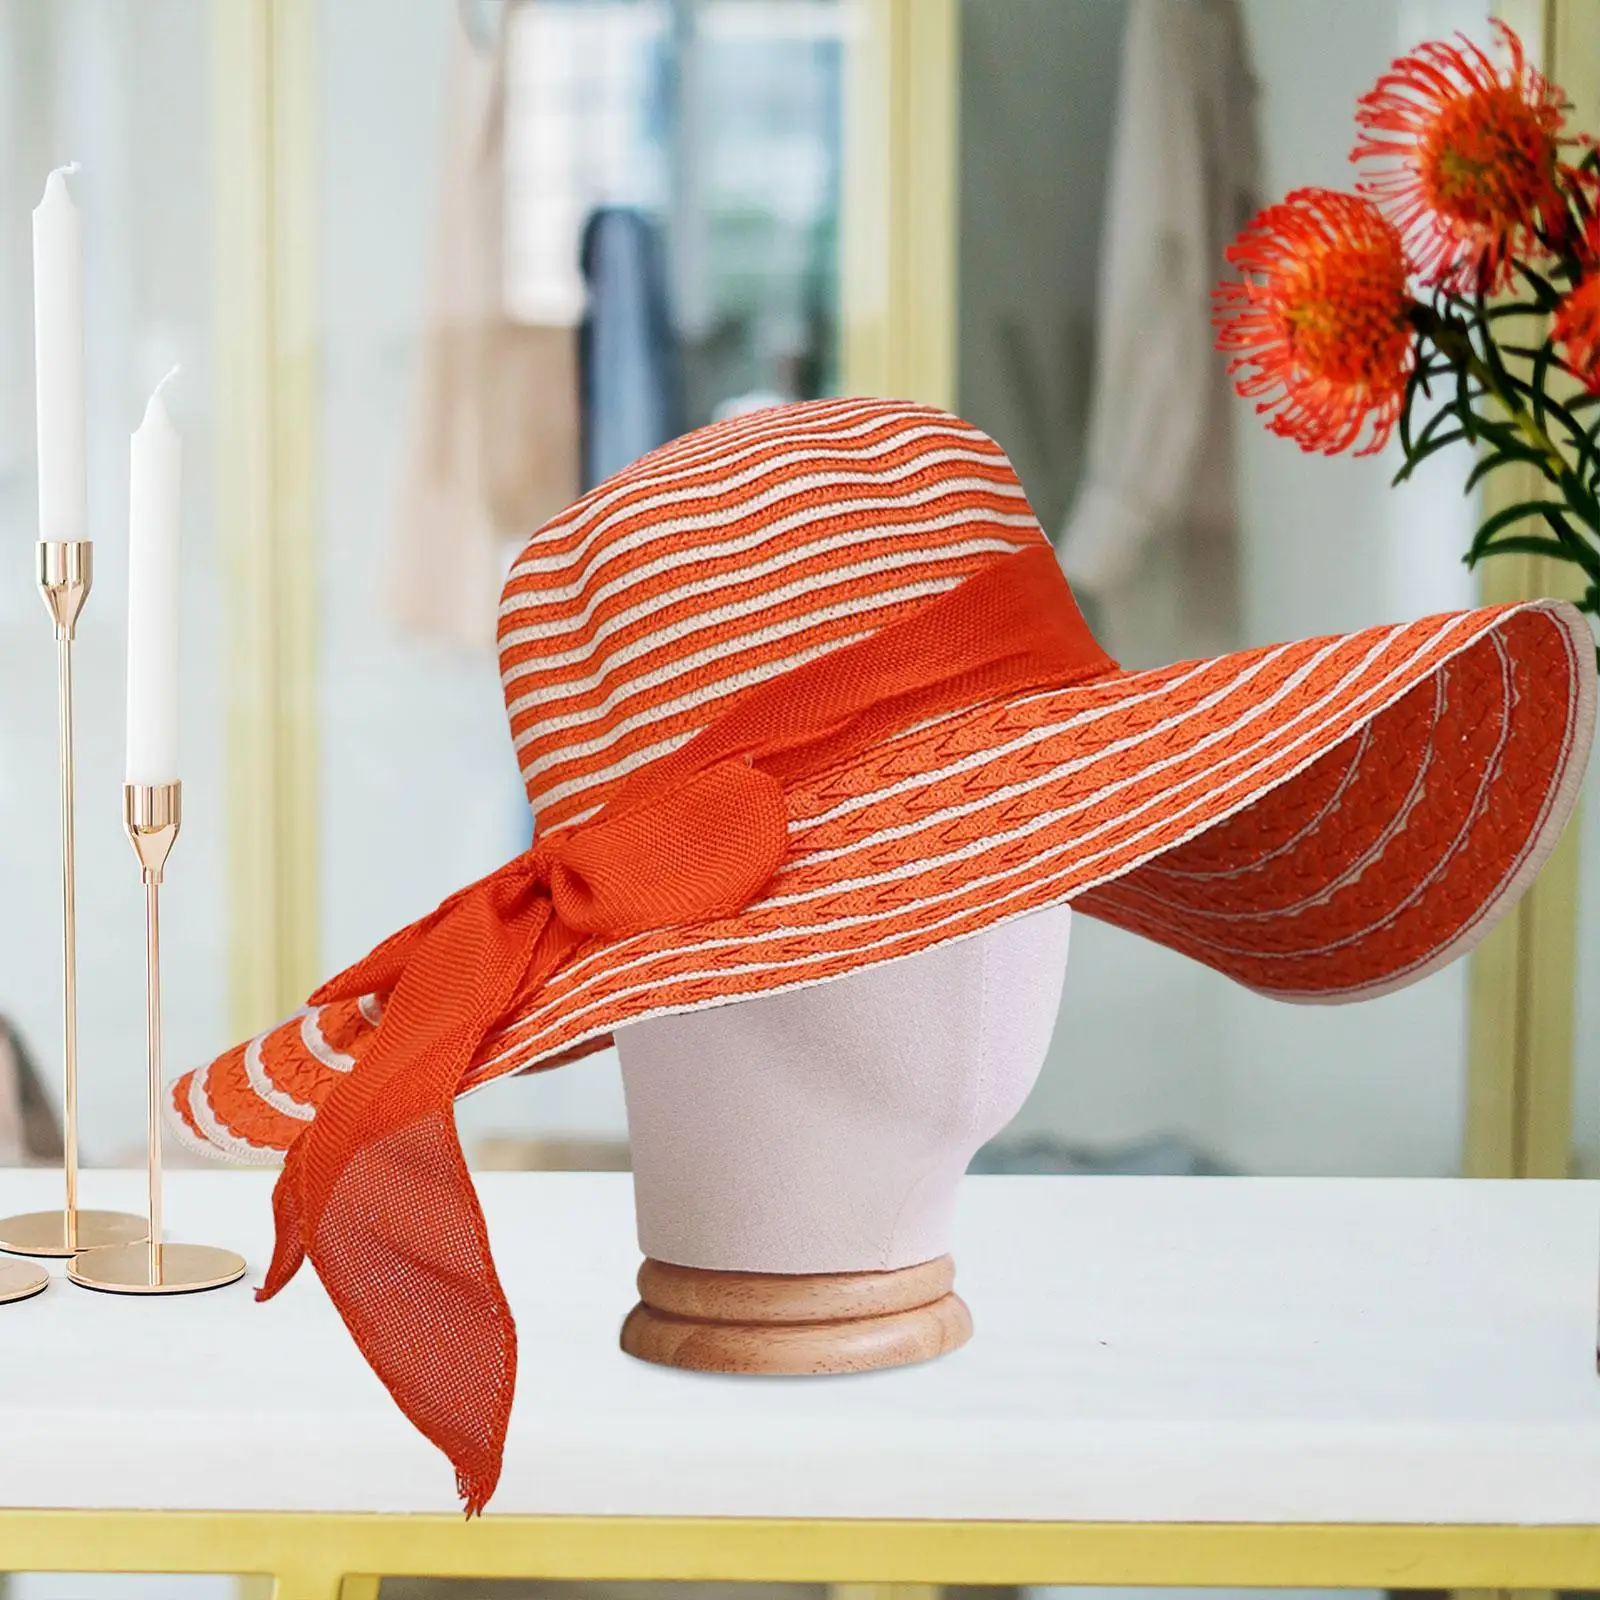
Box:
[388,11,581,653]
[578,207,684,490]
[1055,0,1260,668]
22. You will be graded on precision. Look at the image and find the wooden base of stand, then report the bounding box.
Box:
[619,1253,972,1374]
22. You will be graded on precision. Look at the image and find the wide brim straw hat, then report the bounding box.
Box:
[168,397,1595,1509]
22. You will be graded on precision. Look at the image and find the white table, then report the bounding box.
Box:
[1,1169,1598,1596]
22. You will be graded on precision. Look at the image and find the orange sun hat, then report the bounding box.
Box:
[169,396,1594,1510]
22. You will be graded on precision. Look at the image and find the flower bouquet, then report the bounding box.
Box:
[1213,23,1600,639]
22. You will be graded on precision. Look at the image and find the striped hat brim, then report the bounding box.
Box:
[170,592,1593,1164]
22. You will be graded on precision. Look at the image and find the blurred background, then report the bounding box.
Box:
[1,0,1598,1597]
[0,0,1587,1190]
[0,0,1587,1185]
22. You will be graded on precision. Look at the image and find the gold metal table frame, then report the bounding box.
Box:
[5,1512,1600,1600]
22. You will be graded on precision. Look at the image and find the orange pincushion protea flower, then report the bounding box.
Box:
[1553,274,1600,394]
[1352,21,1568,294]
[1214,188,1415,457]
[1551,207,1600,393]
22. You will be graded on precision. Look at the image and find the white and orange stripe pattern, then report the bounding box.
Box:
[170,398,1596,1162]
[499,398,1043,830]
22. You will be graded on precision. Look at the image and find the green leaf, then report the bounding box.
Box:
[1397,360,1429,457]
[1393,428,1470,483]
[1531,339,1554,438]
[1512,260,1564,312]
[1467,498,1572,556]
[1401,398,1474,468]
[1468,413,1536,457]
[1456,364,1478,444]
[1542,483,1600,547]
[1465,505,1600,585]
[1464,444,1550,494]
[1499,344,1582,384]
[1498,365,1599,464]
[1463,533,1578,569]
[1416,400,1471,448]
[1481,301,1548,322]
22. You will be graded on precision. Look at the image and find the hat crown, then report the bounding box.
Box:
[497,397,1048,832]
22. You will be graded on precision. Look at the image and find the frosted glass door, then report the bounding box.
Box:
[315,0,846,1161]
[959,0,1493,1177]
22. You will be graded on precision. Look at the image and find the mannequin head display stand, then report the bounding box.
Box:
[169,399,1594,1515]
[616,903,1072,1373]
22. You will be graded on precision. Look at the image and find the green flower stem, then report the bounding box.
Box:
[1473,355,1586,491]
[1411,304,1570,479]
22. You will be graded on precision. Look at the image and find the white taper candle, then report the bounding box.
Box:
[33,163,87,545]
[126,369,182,786]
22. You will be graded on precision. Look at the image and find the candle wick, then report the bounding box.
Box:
[152,366,182,403]
[37,162,82,209]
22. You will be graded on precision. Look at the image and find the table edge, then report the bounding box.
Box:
[6,1511,1600,1590]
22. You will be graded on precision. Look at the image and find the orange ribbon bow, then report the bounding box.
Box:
[258,544,1113,1512]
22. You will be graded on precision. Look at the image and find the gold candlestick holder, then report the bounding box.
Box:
[0,542,145,1262]
[69,782,244,1295]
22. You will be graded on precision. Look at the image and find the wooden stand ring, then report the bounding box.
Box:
[620,1253,972,1374]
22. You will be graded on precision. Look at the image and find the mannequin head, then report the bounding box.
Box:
[615,902,1072,1275]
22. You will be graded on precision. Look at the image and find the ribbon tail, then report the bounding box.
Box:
[291,883,554,1512]
[305,1101,515,1516]
[257,1144,307,1302]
